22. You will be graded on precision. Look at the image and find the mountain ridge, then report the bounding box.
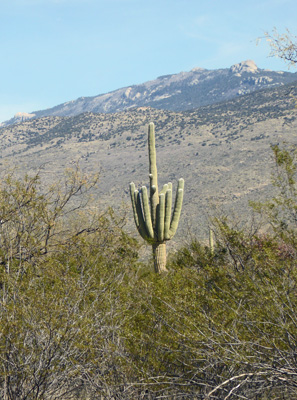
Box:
[2,60,297,127]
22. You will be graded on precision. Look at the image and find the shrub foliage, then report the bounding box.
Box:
[1,145,297,399]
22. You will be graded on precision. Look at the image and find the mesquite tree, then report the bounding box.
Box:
[129,122,184,273]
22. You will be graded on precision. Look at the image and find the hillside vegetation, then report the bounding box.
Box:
[1,81,297,240]
[0,142,297,399]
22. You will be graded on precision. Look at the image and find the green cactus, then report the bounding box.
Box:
[129,122,184,273]
[209,228,214,255]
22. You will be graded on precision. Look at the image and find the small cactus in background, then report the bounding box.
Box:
[129,122,184,273]
[209,228,214,255]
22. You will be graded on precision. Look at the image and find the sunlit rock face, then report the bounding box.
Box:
[14,112,36,121]
[0,112,36,127]
[230,60,259,74]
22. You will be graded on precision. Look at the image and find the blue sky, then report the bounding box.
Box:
[0,0,296,122]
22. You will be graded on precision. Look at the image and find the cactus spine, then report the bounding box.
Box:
[129,122,184,273]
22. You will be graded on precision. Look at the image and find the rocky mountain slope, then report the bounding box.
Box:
[1,80,297,243]
[2,60,297,127]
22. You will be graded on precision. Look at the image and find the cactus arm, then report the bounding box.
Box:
[157,193,165,242]
[160,183,169,195]
[168,189,184,239]
[149,174,155,191]
[141,186,154,239]
[177,178,184,191]
[129,182,139,227]
[168,178,184,239]
[164,189,172,240]
[134,189,150,241]
[149,175,157,204]
[148,123,159,228]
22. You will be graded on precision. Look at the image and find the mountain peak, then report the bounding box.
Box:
[191,67,206,72]
[230,60,258,74]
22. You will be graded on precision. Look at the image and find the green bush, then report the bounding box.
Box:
[1,144,297,399]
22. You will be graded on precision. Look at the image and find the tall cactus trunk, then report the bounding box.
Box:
[153,242,167,273]
[129,122,184,274]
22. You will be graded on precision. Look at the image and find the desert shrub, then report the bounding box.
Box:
[0,167,140,399]
[119,223,297,399]
[117,145,297,399]
[1,143,297,399]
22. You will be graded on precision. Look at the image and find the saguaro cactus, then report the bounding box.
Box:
[129,122,184,273]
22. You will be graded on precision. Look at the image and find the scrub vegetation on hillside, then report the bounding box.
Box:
[0,143,297,399]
